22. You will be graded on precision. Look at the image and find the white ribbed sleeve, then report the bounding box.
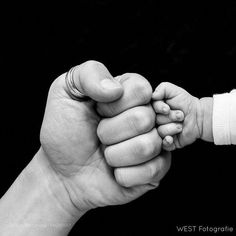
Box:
[213,89,236,145]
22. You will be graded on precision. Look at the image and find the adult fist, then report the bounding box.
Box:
[97,73,171,188]
[40,61,171,215]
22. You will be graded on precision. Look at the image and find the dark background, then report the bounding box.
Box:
[1,1,236,235]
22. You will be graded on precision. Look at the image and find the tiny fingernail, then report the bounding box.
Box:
[165,138,171,145]
[101,79,121,90]
[176,112,183,120]
[177,124,182,130]
[163,107,169,113]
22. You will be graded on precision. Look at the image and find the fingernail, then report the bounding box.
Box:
[163,107,169,113]
[166,136,173,144]
[177,124,182,130]
[165,138,171,145]
[176,111,183,120]
[101,79,121,90]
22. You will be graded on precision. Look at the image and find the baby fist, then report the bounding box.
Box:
[152,82,202,150]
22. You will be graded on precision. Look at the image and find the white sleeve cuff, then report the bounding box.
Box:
[213,90,236,145]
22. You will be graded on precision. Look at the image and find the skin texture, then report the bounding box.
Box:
[40,61,171,213]
[0,61,172,236]
[152,82,213,151]
[0,61,171,236]
[152,82,202,151]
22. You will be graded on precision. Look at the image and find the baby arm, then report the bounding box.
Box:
[152,82,214,151]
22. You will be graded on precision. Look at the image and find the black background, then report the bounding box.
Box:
[1,1,236,235]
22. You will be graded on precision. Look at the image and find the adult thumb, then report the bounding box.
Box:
[67,60,123,103]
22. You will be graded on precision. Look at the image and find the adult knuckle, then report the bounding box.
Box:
[129,108,154,133]
[104,147,114,166]
[127,109,143,132]
[165,153,172,169]
[83,60,104,70]
[156,115,163,124]
[128,74,152,104]
[138,136,156,157]
[146,163,158,180]
[114,168,128,187]
[97,102,116,118]
[96,122,106,144]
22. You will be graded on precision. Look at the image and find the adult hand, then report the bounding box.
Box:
[40,61,171,216]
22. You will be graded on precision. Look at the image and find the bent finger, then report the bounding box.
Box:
[152,100,170,114]
[104,128,162,167]
[97,73,152,117]
[114,151,171,187]
[152,82,183,100]
[158,123,182,138]
[97,105,155,145]
[162,136,176,151]
[156,110,184,124]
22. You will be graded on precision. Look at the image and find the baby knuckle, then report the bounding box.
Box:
[158,158,165,172]
[156,115,164,124]
[154,140,162,156]
[140,114,154,132]
[157,126,165,137]
[165,125,172,134]
[155,128,162,143]
[153,160,166,181]
[126,111,140,133]
[150,143,159,157]
[136,83,152,104]
[160,81,170,88]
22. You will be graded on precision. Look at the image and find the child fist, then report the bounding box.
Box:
[152,82,202,151]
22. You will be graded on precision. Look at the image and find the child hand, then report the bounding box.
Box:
[152,82,202,151]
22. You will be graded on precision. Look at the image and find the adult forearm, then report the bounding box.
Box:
[0,148,85,236]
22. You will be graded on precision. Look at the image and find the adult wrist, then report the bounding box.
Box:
[0,148,86,235]
[29,148,87,226]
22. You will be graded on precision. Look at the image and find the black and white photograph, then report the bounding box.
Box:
[1,1,236,235]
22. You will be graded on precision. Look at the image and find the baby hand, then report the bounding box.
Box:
[152,82,202,151]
